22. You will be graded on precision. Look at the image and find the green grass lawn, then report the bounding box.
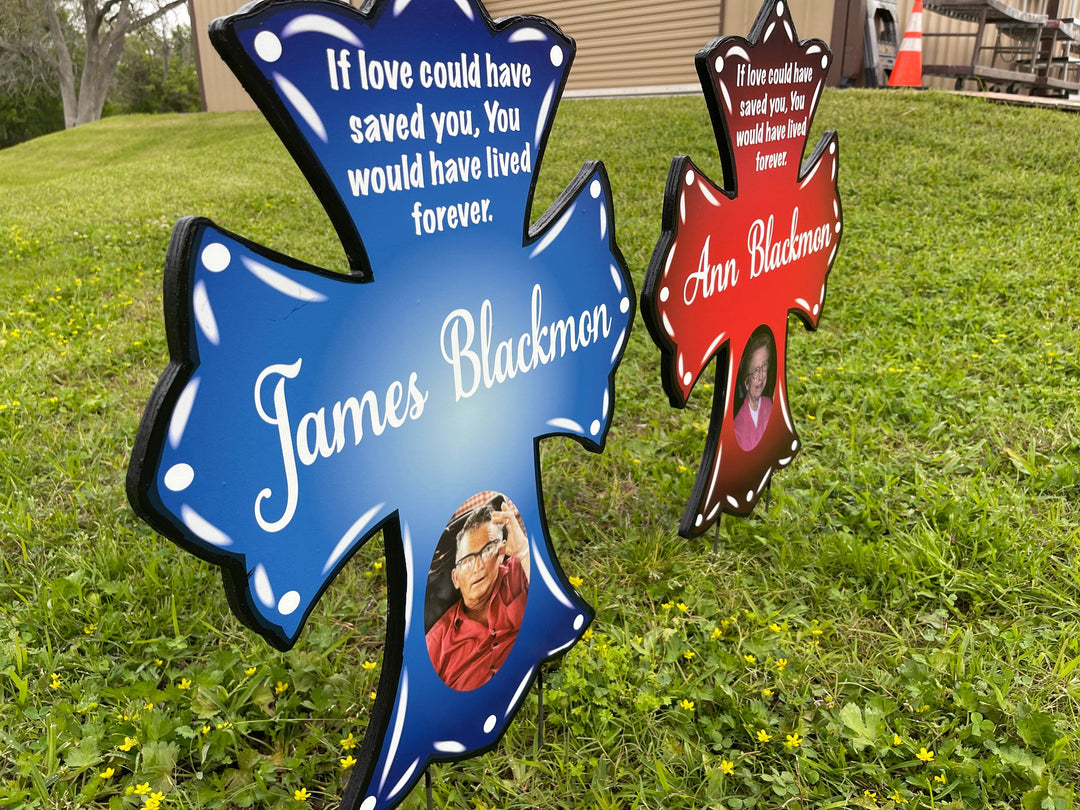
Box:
[2,90,1080,809]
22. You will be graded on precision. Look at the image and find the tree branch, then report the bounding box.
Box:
[131,0,187,31]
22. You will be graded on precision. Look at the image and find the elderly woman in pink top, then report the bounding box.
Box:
[734,331,773,451]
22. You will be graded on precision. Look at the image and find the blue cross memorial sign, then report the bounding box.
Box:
[126,1,634,807]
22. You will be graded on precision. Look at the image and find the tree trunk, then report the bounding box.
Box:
[44,0,188,129]
[73,0,130,126]
[43,0,78,129]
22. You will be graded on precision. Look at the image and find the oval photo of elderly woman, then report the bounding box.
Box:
[733,326,776,452]
[424,492,530,691]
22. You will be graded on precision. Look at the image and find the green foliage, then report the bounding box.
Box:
[0,91,65,150]
[107,25,201,116]
[2,91,1080,808]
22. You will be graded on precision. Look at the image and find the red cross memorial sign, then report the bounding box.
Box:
[641,0,843,538]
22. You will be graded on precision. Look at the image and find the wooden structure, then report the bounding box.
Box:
[921,0,1080,93]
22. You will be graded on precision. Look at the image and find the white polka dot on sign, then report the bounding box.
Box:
[484,715,497,733]
[550,45,564,67]
[777,2,785,15]
[278,590,300,615]
[821,55,829,69]
[254,31,282,63]
[590,179,602,198]
[164,463,194,492]
[620,297,630,314]
[590,419,600,436]
[715,55,724,74]
[201,242,231,273]
[660,287,670,303]
[684,372,692,386]
[360,797,377,810]
[685,168,695,186]
[573,614,585,630]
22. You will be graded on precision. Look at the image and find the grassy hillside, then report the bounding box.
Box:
[2,92,1080,808]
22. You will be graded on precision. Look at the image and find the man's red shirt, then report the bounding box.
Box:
[426,555,528,691]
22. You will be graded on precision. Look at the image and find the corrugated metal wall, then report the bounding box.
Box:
[191,0,258,111]
[484,0,723,92]
[192,0,812,107]
[486,0,839,92]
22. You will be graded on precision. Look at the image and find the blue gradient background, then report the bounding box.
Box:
[128,1,633,808]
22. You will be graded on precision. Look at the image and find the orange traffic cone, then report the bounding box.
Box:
[888,0,924,87]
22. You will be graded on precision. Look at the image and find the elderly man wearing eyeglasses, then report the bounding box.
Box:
[426,503,531,691]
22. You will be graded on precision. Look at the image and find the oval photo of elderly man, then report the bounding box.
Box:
[425,492,530,691]
[733,325,777,452]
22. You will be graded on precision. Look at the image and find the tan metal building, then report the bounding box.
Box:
[188,0,1079,111]
[189,0,855,112]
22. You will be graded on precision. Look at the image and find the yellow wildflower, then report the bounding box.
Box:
[775,658,787,671]
[275,681,290,694]
[676,602,689,613]
[83,624,96,634]
[711,627,723,640]
[890,791,908,805]
[935,773,946,784]
[757,729,772,743]
[340,755,357,769]
[177,678,191,690]
[341,732,357,750]
[744,654,756,664]
[294,787,310,801]
[568,576,583,588]
[916,747,934,763]
[720,759,734,775]
[679,699,694,711]
[133,783,151,795]
[893,734,903,746]
[244,666,257,676]
[118,737,138,752]
[99,767,115,779]
[761,688,773,697]
[682,650,695,660]
[784,733,802,749]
